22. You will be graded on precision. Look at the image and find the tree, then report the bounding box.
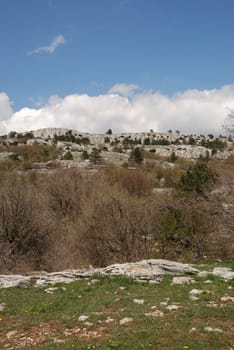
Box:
[129,147,143,164]
[89,148,102,165]
[106,129,112,135]
[176,162,218,195]
[63,150,73,160]
[81,150,89,160]
[170,151,177,163]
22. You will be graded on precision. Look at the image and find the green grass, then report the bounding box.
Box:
[0,267,233,350]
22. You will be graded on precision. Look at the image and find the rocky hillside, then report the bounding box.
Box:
[0,128,233,171]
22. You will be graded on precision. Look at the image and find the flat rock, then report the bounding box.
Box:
[101,259,199,281]
[212,267,234,280]
[119,317,133,325]
[0,275,31,288]
[0,260,229,289]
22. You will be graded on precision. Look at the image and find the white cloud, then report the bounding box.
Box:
[0,92,13,134]
[108,83,139,97]
[28,35,66,55]
[1,85,234,135]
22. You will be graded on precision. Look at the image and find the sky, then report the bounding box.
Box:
[0,0,234,135]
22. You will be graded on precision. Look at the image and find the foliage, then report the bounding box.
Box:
[106,128,113,135]
[129,147,143,164]
[89,148,103,165]
[81,150,89,160]
[170,151,177,163]
[54,131,90,145]
[201,138,226,154]
[176,162,218,194]
[63,150,73,160]
[0,157,232,272]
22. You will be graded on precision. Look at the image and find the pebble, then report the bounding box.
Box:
[119,317,133,325]
[78,315,89,322]
[172,276,195,285]
[133,299,144,304]
[166,304,180,311]
[204,326,223,333]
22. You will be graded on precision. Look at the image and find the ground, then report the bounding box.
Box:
[0,262,233,349]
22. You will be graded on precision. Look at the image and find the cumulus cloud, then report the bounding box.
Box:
[0,92,13,134]
[28,35,66,55]
[108,83,139,97]
[1,85,234,135]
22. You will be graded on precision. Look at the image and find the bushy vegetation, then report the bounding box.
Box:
[0,154,233,273]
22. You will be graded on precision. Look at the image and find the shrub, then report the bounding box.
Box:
[129,147,143,164]
[176,162,218,194]
[63,150,73,160]
[89,148,102,165]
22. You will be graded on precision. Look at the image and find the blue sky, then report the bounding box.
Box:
[0,0,234,134]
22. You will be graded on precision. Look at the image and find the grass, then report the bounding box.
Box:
[0,265,233,350]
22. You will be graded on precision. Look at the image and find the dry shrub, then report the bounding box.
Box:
[0,160,233,273]
[105,166,152,197]
[83,183,159,266]
[0,173,49,271]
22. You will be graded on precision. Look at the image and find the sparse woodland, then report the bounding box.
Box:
[0,142,233,273]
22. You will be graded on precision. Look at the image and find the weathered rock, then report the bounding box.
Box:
[220,295,234,302]
[166,304,180,311]
[212,267,234,280]
[78,315,89,322]
[189,289,211,301]
[101,259,199,281]
[0,303,5,311]
[133,299,144,304]
[0,275,31,288]
[144,309,164,317]
[119,317,133,325]
[172,276,196,285]
[0,260,230,289]
[204,326,223,333]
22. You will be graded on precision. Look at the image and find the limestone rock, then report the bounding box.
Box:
[78,315,89,322]
[119,317,133,325]
[165,304,180,311]
[0,275,31,288]
[133,299,144,304]
[172,276,196,285]
[204,327,223,333]
[212,267,234,280]
[101,259,199,282]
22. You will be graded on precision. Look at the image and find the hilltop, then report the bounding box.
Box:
[0,128,233,172]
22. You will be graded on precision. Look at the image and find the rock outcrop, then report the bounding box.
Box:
[0,259,233,289]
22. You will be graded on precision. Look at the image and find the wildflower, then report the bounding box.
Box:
[183,346,189,349]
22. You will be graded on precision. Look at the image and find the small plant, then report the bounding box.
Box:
[81,150,89,160]
[129,147,143,164]
[63,150,73,160]
[170,151,178,163]
[89,148,102,165]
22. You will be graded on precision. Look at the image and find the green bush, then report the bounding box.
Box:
[176,162,218,194]
[63,150,73,160]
